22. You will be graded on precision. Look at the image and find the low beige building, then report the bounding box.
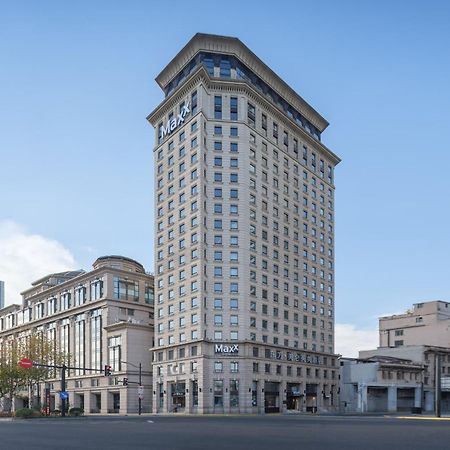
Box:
[0,255,154,414]
[359,345,450,412]
[379,301,450,348]
[355,301,450,412]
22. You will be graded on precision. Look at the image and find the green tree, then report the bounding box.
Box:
[0,333,68,412]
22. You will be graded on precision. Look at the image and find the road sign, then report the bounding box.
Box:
[59,391,69,400]
[138,385,144,399]
[18,358,33,369]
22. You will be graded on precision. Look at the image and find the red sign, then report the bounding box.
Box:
[18,358,33,369]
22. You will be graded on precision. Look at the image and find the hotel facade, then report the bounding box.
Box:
[147,34,341,414]
[0,256,154,414]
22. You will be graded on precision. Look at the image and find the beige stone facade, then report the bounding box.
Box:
[0,255,154,414]
[147,34,341,414]
[379,301,450,348]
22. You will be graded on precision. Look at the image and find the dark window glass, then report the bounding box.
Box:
[214,96,222,120]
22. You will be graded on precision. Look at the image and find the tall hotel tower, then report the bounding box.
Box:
[147,34,341,414]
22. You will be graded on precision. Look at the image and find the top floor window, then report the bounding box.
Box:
[230,97,238,120]
[204,57,214,76]
[60,292,71,311]
[248,102,255,127]
[191,90,198,115]
[90,279,103,301]
[74,286,86,306]
[48,297,58,315]
[220,59,231,77]
[113,277,139,302]
[145,283,155,305]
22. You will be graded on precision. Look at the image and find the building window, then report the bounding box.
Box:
[48,297,58,315]
[90,279,103,300]
[214,96,222,119]
[113,277,139,301]
[108,336,122,372]
[247,102,255,127]
[91,309,102,371]
[220,58,231,77]
[60,318,70,372]
[74,286,86,306]
[60,292,71,311]
[230,379,239,407]
[74,314,86,376]
[214,380,223,407]
[230,97,238,120]
[191,90,198,114]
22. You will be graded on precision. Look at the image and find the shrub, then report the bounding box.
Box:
[69,407,84,417]
[14,408,34,419]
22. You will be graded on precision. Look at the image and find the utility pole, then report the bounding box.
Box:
[435,354,441,418]
[139,362,142,416]
[61,364,67,417]
[121,360,143,415]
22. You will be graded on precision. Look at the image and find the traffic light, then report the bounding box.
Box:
[122,377,128,386]
[104,365,112,376]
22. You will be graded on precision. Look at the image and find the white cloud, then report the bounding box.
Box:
[0,220,76,307]
[335,323,379,358]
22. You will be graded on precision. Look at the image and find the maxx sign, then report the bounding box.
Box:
[160,101,191,139]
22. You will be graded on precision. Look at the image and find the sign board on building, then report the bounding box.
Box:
[159,101,190,139]
[441,377,450,391]
[265,349,323,365]
[215,344,239,354]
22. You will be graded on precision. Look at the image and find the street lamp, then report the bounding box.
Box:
[121,360,142,415]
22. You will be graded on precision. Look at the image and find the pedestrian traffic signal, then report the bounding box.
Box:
[123,377,128,386]
[104,365,112,376]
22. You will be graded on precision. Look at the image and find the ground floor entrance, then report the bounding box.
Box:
[170,382,186,413]
[305,384,318,413]
[264,382,280,413]
[286,383,302,411]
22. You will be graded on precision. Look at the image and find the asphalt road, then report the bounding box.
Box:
[0,415,449,450]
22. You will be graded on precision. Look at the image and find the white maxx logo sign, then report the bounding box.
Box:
[160,101,191,139]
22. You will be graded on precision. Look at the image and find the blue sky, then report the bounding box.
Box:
[1,1,450,354]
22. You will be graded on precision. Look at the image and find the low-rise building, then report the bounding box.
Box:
[359,345,450,412]
[339,355,424,413]
[0,280,5,309]
[379,301,450,348]
[344,301,450,413]
[0,255,154,414]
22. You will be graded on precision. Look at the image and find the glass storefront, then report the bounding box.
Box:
[305,384,318,413]
[170,382,186,412]
[264,381,280,413]
[286,383,302,411]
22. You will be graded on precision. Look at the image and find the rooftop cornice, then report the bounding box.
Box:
[148,65,341,166]
[155,33,329,132]
[20,266,154,304]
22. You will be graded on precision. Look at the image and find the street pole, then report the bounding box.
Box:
[435,354,441,418]
[139,362,142,416]
[61,364,67,418]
